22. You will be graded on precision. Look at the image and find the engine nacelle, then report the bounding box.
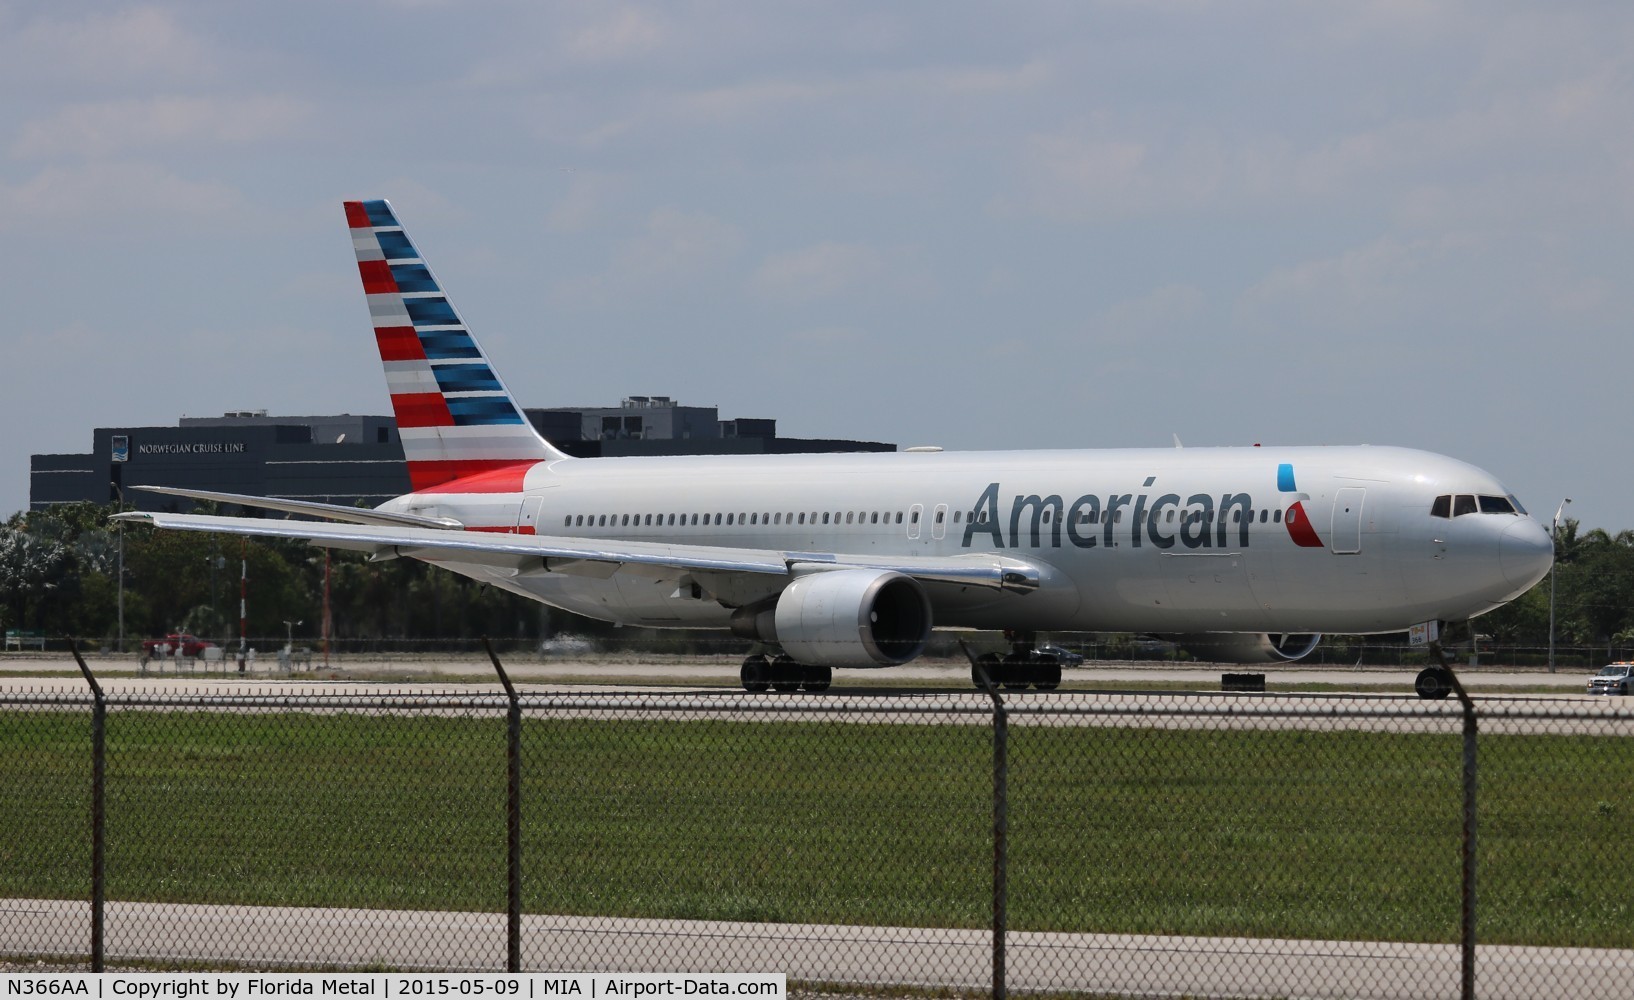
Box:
[735,569,932,667]
[1165,632,1322,664]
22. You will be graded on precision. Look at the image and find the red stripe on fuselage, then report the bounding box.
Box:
[392,392,454,428]
[375,326,425,362]
[344,202,371,229]
[409,461,533,494]
[357,260,397,295]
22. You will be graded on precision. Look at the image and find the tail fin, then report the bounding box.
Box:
[344,199,568,493]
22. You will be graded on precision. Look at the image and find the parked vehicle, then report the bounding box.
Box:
[141,633,217,659]
[1036,644,1086,667]
[1587,663,1634,695]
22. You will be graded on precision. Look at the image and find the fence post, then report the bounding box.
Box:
[70,640,105,973]
[962,641,1008,1000]
[1433,642,1477,1000]
[484,639,523,973]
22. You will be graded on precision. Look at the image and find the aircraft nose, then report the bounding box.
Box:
[1500,518,1555,591]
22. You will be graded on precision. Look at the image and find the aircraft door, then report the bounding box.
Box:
[932,503,949,541]
[907,504,924,541]
[518,496,545,535]
[1331,488,1365,554]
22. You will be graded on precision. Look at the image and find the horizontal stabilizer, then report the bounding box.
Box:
[130,485,464,530]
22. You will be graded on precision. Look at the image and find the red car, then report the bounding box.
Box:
[141,633,217,658]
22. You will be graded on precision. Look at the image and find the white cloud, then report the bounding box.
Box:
[567,7,667,62]
[0,5,218,88]
[12,96,309,159]
[0,162,244,233]
[752,242,885,303]
[550,208,744,306]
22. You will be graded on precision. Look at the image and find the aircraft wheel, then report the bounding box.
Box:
[741,654,771,692]
[1414,666,1452,700]
[1000,654,1031,690]
[770,654,803,692]
[973,653,1003,689]
[1034,662,1062,691]
[802,663,832,692]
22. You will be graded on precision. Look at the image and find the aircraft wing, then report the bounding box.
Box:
[110,510,1044,593]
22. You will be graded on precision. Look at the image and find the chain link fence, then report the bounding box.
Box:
[2,670,1631,997]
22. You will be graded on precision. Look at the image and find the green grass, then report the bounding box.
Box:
[0,709,1628,949]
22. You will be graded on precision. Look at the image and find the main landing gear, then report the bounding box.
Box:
[740,653,832,693]
[971,631,1062,692]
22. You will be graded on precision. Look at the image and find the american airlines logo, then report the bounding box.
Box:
[961,465,1322,551]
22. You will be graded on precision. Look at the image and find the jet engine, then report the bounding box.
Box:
[730,569,933,667]
[1165,632,1322,664]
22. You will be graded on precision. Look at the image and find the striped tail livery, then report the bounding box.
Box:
[344,199,567,493]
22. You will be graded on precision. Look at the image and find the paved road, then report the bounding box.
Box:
[4,897,1627,998]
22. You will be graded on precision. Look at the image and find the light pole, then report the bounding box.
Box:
[110,483,125,655]
[1548,498,1571,673]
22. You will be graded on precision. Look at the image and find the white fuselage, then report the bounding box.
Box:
[381,443,1554,638]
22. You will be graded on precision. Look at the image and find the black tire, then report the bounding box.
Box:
[740,654,771,692]
[1414,666,1452,700]
[1034,662,1062,691]
[801,664,832,692]
[972,652,1002,689]
[769,654,802,692]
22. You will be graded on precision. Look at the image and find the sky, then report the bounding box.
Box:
[2,1,1629,529]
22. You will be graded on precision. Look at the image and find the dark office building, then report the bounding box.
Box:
[29,398,893,512]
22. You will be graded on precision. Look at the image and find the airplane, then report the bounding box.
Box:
[115,199,1556,697]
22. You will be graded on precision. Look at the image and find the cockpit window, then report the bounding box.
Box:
[1435,493,1521,517]
[1507,494,1528,516]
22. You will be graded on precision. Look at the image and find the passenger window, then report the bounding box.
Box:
[823,513,831,524]
[911,510,920,524]
[798,513,806,525]
[1273,510,1282,524]
[1454,495,1478,517]
[949,511,957,524]
[846,512,854,524]
[1432,495,1451,519]
[935,509,945,524]
[599,515,607,527]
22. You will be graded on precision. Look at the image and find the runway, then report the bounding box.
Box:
[5,897,1627,998]
[2,657,1629,736]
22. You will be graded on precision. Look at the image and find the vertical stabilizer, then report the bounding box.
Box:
[344,199,568,492]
